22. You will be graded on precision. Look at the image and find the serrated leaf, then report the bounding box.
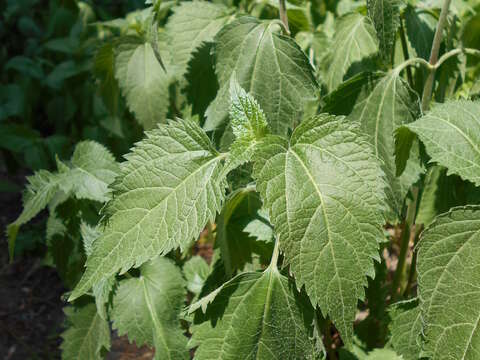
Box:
[404,6,435,60]
[389,298,422,360]
[367,0,400,61]
[165,1,232,80]
[70,120,227,301]
[323,13,378,91]
[406,100,480,187]
[253,114,386,343]
[416,206,480,359]
[348,71,423,219]
[114,36,170,129]
[243,209,274,243]
[223,78,269,175]
[111,256,188,359]
[204,16,318,135]
[190,267,316,359]
[61,303,110,360]
[184,255,210,295]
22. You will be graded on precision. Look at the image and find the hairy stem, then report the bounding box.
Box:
[270,236,281,269]
[278,0,290,34]
[399,16,414,88]
[421,0,452,111]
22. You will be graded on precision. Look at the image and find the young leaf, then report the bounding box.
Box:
[61,303,110,360]
[417,206,480,359]
[406,100,480,187]
[204,16,318,135]
[253,114,387,343]
[367,0,400,61]
[165,2,232,80]
[115,36,170,129]
[323,13,378,91]
[70,120,227,301]
[111,256,188,360]
[388,299,422,360]
[348,71,422,219]
[190,267,317,359]
[183,256,211,295]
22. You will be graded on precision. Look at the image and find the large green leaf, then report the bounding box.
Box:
[388,299,422,360]
[115,36,170,129]
[165,1,232,80]
[204,16,318,135]
[70,120,227,301]
[190,267,317,359]
[404,5,435,60]
[253,114,386,343]
[417,206,480,359]
[323,13,378,91]
[406,100,480,187]
[348,71,422,219]
[367,0,400,60]
[61,303,110,360]
[111,257,188,360]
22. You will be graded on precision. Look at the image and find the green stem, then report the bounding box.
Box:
[399,16,414,88]
[278,0,290,34]
[421,0,452,111]
[269,236,281,269]
[403,224,423,297]
[324,321,337,360]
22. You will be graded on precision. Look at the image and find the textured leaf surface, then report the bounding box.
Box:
[61,303,110,360]
[184,256,211,295]
[406,100,480,187]
[417,206,480,359]
[111,257,188,359]
[190,267,316,359]
[253,114,386,343]
[204,16,318,135]
[323,13,378,91]
[165,2,231,80]
[367,0,400,60]
[389,299,422,360]
[70,120,227,300]
[348,71,422,219]
[115,36,170,129]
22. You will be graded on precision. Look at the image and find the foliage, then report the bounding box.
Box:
[5,0,480,358]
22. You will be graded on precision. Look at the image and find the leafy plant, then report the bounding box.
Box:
[7,0,480,358]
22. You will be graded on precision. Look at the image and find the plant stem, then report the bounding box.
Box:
[403,224,423,297]
[399,16,414,88]
[278,0,290,34]
[421,0,452,111]
[391,187,419,300]
[269,236,281,269]
[324,321,337,360]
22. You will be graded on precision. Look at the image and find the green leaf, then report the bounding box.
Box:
[190,267,316,359]
[388,299,422,360]
[367,0,400,61]
[70,120,227,301]
[61,303,110,360]
[404,5,435,60]
[111,256,188,359]
[216,187,263,276]
[165,1,232,80]
[243,209,274,243]
[406,100,480,187]
[417,206,480,359]
[323,13,378,91]
[223,78,269,175]
[253,114,386,343]
[204,16,318,135]
[348,71,422,219]
[184,256,211,295]
[115,36,171,129]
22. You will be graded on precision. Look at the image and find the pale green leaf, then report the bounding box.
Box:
[389,298,422,360]
[115,36,170,129]
[70,120,227,301]
[323,13,378,91]
[112,256,188,359]
[417,206,480,359]
[253,114,386,343]
[184,256,210,295]
[404,6,435,60]
[165,1,232,80]
[204,16,318,135]
[367,0,400,60]
[190,267,316,359]
[80,222,101,258]
[406,100,480,187]
[348,71,423,219]
[61,303,110,360]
